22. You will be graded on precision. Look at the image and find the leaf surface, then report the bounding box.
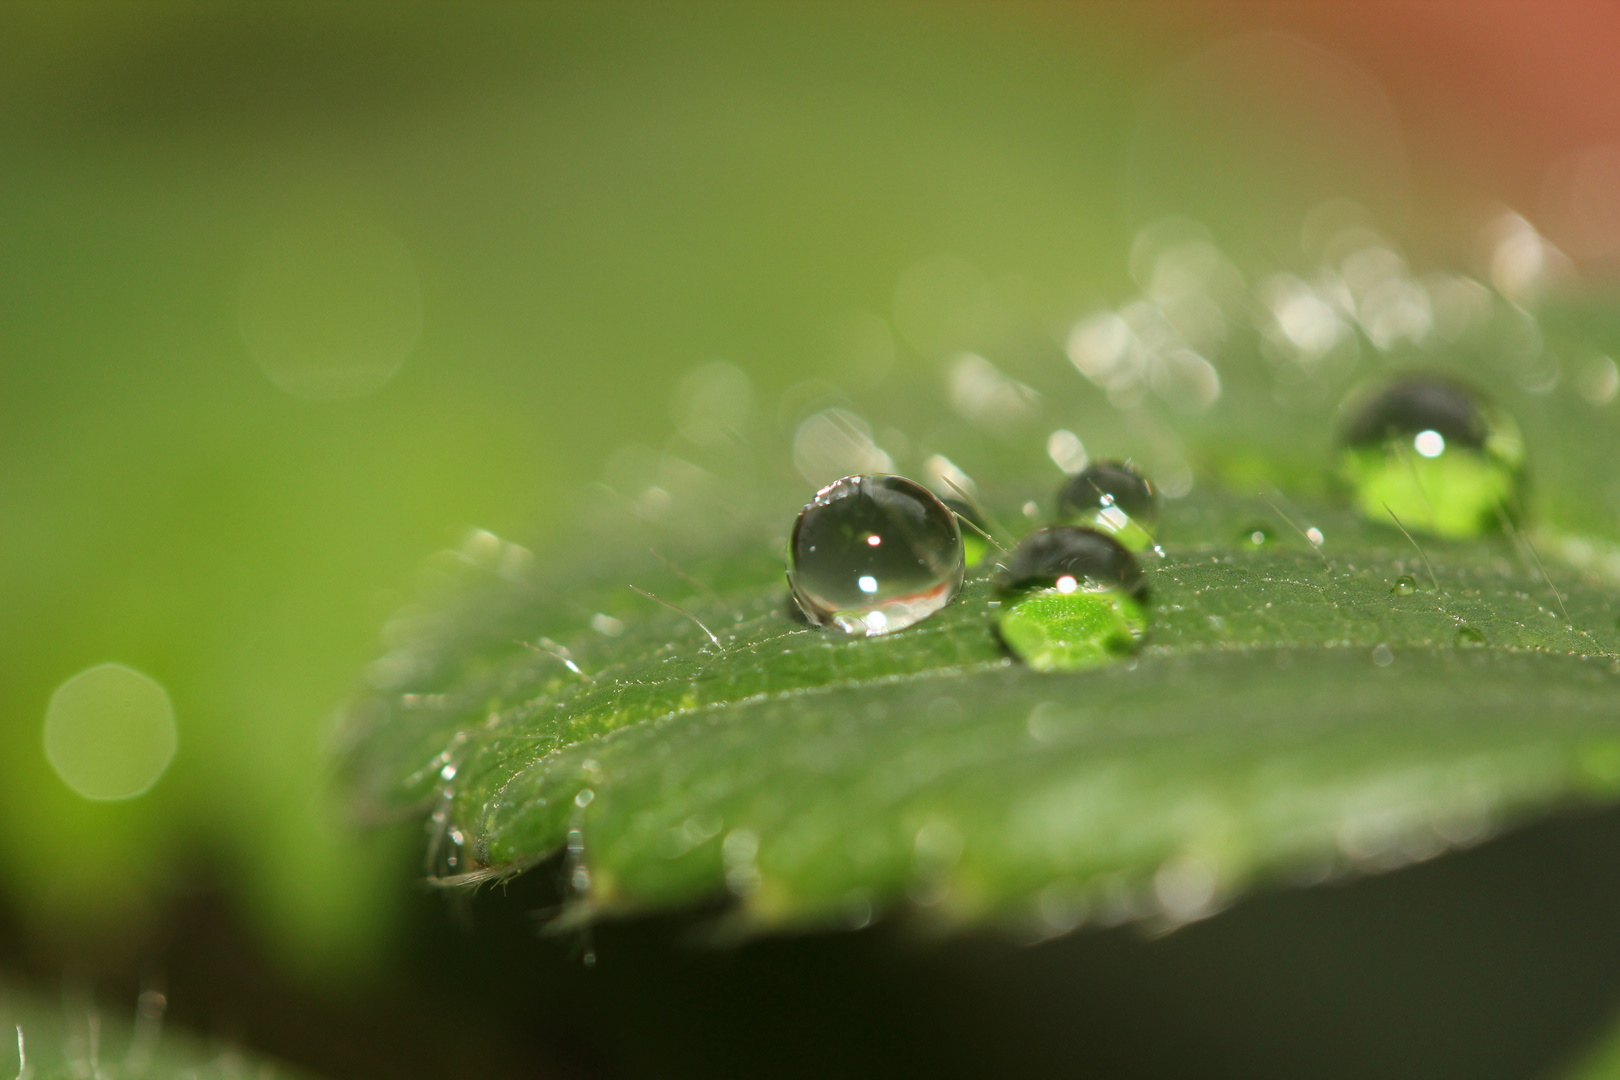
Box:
[342,484,1620,936]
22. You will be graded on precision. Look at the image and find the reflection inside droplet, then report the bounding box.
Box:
[996,527,1148,672]
[1338,375,1523,539]
[940,498,991,567]
[1056,460,1159,550]
[788,474,965,636]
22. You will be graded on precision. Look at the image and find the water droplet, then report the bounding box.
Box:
[1456,625,1486,645]
[995,527,1148,672]
[1390,574,1418,596]
[1338,375,1523,539]
[788,474,965,636]
[1371,643,1395,667]
[1241,525,1274,548]
[941,498,991,566]
[1055,460,1160,551]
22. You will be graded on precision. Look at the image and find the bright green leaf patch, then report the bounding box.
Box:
[994,588,1145,672]
[342,486,1620,937]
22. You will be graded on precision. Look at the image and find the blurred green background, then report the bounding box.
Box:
[0,2,1171,975]
[7,4,1620,1076]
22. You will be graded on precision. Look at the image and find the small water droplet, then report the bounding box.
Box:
[1056,460,1159,550]
[1371,643,1395,667]
[1390,574,1418,596]
[995,527,1148,672]
[1456,625,1486,645]
[788,474,965,635]
[1241,525,1274,548]
[1338,375,1523,539]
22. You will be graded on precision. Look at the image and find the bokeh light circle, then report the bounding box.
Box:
[44,663,178,801]
[239,212,423,402]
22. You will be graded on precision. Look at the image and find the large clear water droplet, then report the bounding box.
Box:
[1338,375,1523,539]
[1056,460,1159,550]
[788,474,965,635]
[995,526,1148,671]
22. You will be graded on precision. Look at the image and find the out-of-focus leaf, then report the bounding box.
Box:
[0,984,310,1080]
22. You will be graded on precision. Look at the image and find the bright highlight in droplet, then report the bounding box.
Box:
[1055,575,1079,594]
[857,575,879,594]
[1413,429,1445,458]
[866,534,883,546]
[44,663,177,801]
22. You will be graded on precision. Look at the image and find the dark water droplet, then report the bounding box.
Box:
[1456,625,1486,645]
[996,526,1147,671]
[1338,375,1523,539]
[1391,574,1418,596]
[788,474,964,635]
[1056,460,1159,550]
[1241,525,1274,548]
[941,497,991,566]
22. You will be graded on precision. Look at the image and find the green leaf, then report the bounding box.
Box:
[0,984,309,1080]
[341,479,1620,937]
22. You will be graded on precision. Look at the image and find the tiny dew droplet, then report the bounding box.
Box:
[1241,525,1273,548]
[995,526,1148,672]
[1390,574,1418,596]
[1338,375,1523,539]
[788,474,965,636]
[941,497,991,567]
[1055,460,1159,551]
[1456,625,1486,645]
